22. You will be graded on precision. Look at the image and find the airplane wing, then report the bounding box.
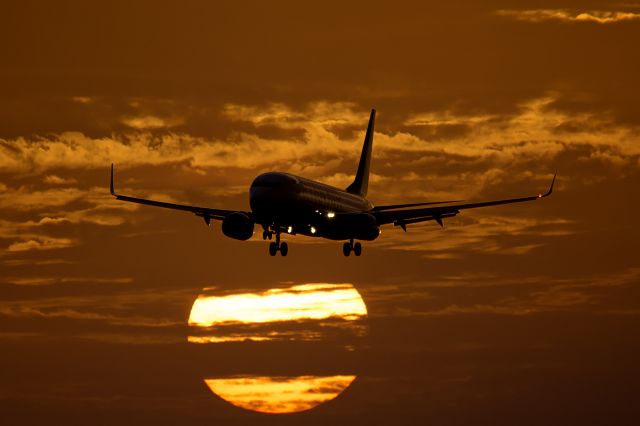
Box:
[110,164,244,224]
[372,200,462,211]
[372,173,556,230]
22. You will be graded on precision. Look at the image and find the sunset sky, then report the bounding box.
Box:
[1,0,640,424]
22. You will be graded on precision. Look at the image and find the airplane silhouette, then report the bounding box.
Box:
[111,109,555,256]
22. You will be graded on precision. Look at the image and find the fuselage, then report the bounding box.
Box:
[249,172,378,240]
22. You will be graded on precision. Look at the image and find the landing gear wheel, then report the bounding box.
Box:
[268,242,278,256]
[280,242,288,256]
[354,242,362,256]
[263,230,273,240]
[342,242,351,257]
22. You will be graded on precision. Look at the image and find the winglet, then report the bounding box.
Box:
[538,171,556,198]
[110,163,116,196]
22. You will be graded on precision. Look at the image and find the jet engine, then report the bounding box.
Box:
[221,212,254,240]
[323,213,380,241]
[349,213,380,240]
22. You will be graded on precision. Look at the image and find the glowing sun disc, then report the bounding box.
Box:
[189,283,368,413]
[189,283,367,327]
[204,375,356,414]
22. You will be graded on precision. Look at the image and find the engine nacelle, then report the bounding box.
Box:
[349,213,380,240]
[221,212,254,241]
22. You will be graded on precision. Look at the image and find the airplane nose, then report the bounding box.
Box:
[250,172,299,214]
[250,173,298,191]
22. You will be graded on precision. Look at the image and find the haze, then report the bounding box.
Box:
[1,1,639,425]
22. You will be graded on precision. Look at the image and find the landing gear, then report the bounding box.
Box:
[342,239,362,257]
[353,242,362,256]
[267,232,288,256]
[262,230,272,240]
[269,242,278,256]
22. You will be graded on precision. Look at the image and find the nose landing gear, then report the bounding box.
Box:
[342,239,362,257]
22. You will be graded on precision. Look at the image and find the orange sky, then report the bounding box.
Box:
[1,1,640,424]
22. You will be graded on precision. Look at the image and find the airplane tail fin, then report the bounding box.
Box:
[346,109,375,197]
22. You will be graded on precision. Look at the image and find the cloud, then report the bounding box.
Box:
[0,103,363,178]
[2,276,133,286]
[0,185,140,255]
[43,175,77,185]
[222,101,363,127]
[71,96,94,104]
[75,332,184,345]
[2,98,636,178]
[371,214,573,256]
[2,259,75,266]
[496,9,640,24]
[0,186,86,211]
[121,115,185,130]
[404,111,498,127]
[6,236,77,252]
[0,185,138,225]
[364,268,640,318]
[419,286,594,316]
[0,287,191,330]
[0,97,634,258]
[0,219,73,254]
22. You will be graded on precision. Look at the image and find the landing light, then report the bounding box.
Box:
[287,226,293,233]
[310,226,317,234]
[327,212,335,218]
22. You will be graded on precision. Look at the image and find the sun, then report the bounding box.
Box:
[188,283,368,414]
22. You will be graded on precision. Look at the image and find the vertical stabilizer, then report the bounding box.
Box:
[346,109,375,197]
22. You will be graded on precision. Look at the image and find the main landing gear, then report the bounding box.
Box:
[342,239,362,257]
[265,231,288,256]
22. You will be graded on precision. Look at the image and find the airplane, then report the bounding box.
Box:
[110,109,555,256]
